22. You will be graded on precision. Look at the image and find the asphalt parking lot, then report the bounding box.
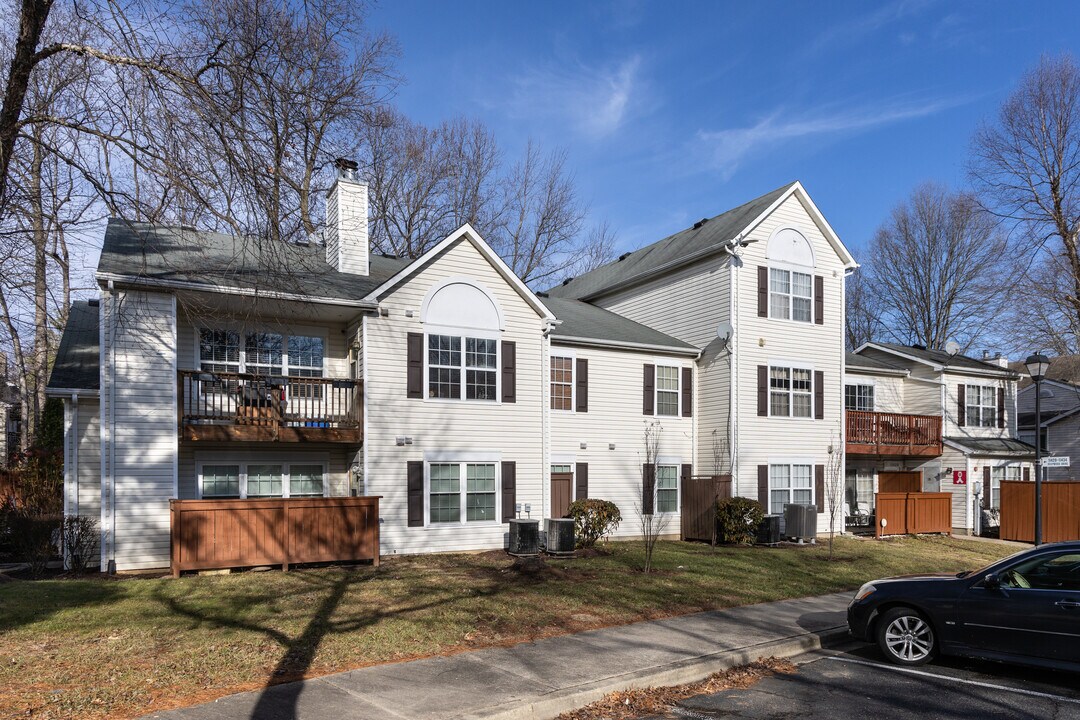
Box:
[641,644,1080,720]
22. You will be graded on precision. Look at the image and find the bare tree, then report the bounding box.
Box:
[825,428,845,560]
[845,267,883,351]
[865,183,1009,351]
[970,54,1080,354]
[637,419,667,574]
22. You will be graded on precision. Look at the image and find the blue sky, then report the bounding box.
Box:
[368,0,1080,260]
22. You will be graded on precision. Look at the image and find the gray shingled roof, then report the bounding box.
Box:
[846,351,906,373]
[98,218,408,301]
[547,182,796,300]
[869,342,1019,376]
[543,297,697,354]
[945,437,1036,457]
[48,301,100,391]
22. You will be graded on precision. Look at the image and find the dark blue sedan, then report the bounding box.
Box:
[848,541,1080,669]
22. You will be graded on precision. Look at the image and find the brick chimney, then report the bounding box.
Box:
[325,158,369,276]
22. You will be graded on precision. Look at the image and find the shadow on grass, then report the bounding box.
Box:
[0,576,125,633]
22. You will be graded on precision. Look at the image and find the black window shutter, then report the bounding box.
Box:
[502,461,516,523]
[757,365,768,416]
[501,341,516,403]
[814,370,825,420]
[643,364,655,415]
[997,387,1005,429]
[681,367,693,417]
[957,384,966,427]
[642,463,656,515]
[1023,466,1031,482]
[757,266,769,317]
[982,466,991,509]
[814,275,824,325]
[407,461,424,527]
[575,462,588,500]
[575,358,588,413]
[758,465,769,510]
[680,463,692,493]
[815,465,825,514]
[407,333,423,399]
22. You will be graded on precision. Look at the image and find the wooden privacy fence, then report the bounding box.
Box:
[875,492,952,537]
[681,475,733,542]
[170,496,380,577]
[1000,481,1080,543]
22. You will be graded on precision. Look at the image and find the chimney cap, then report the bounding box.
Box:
[334,158,360,182]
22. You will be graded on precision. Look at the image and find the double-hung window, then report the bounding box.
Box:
[198,460,326,499]
[769,269,813,322]
[551,356,574,411]
[245,333,283,377]
[427,334,498,401]
[966,385,996,427]
[989,464,1021,509]
[656,465,679,513]
[288,335,325,399]
[656,365,680,416]
[844,384,874,412]
[769,463,813,513]
[201,464,241,498]
[199,328,325,381]
[428,461,498,524]
[770,366,812,418]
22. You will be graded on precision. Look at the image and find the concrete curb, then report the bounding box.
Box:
[466,626,850,720]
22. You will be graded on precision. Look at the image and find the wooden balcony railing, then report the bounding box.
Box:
[178,370,362,443]
[846,410,942,457]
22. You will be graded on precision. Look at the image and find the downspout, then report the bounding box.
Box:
[107,281,118,573]
[541,319,558,519]
[729,253,739,494]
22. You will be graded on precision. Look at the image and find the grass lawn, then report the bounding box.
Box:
[0,535,1016,719]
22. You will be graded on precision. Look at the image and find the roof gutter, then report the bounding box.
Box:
[45,387,99,398]
[96,272,378,310]
[550,334,700,357]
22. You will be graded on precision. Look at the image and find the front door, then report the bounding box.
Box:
[960,550,1080,663]
[550,472,573,519]
[879,471,921,494]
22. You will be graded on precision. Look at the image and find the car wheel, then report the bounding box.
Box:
[876,607,936,666]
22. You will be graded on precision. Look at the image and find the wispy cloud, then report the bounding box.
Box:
[505,55,643,139]
[807,0,936,56]
[696,96,967,179]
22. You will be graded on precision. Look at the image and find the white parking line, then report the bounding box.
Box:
[825,656,1080,706]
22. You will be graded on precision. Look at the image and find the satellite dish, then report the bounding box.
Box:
[717,321,733,344]
[945,340,960,356]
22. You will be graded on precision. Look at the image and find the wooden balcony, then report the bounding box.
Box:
[178,370,362,443]
[846,410,942,457]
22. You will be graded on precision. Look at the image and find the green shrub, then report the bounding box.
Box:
[567,499,622,548]
[716,497,764,545]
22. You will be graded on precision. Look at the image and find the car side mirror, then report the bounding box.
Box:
[984,573,1002,590]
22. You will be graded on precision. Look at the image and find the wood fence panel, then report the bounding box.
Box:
[171,497,380,576]
[681,475,732,542]
[1000,481,1080,543]
[875,492,951,537]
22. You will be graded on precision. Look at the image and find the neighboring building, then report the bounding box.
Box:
[1018,378,1080,481]
[846,343,1035,533]
[0,353,19,467]
[47,173,856,571]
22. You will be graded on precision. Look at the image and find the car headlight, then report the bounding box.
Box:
[854,583,877,602]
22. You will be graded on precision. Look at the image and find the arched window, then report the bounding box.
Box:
[420,279,503,401]
[765,227,815,323]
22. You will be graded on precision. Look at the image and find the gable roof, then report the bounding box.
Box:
[547,181,856,301]
[97,218,407,305]
[1010,355,1080,388]
[845,351,908,375]
[543,297,697,355]
[858,342,1019,378]
[47,301,100,393]
[362,223,555,321]
[1017,406,1080,429]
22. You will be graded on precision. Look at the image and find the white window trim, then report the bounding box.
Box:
[654,363,682,417]
[989,462,1023,509]
[654,462,681,514]
[423,328,502,404]
[420,276,506,331]
[965,384,997,428]
[768,363,815,420]
[196,325,329,377]
[424,459,502,527]
[767,266,815,324]
[844,382,875,412]
[767,461,816,514]
[766,226,817,267]
[550,352,576,413]
[196,453,330,499]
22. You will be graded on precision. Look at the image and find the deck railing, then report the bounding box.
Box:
[178,370,362,439]
[845,410,943,457]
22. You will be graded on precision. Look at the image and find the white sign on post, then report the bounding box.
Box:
[1041,456,1071,468]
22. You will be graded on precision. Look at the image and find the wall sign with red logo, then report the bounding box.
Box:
[952,470,968,485]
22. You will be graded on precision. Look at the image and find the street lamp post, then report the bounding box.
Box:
[1024,353,1051,545]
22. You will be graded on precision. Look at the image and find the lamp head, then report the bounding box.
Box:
[1024,353,1051,382]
